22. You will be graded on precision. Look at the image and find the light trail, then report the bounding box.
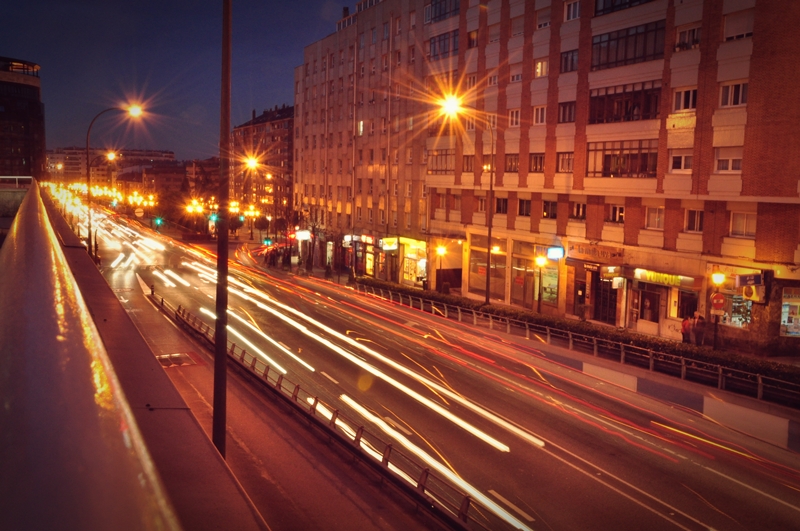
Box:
[241,286,544,450]
[152,270,176,288]
[109,252,126,268]
[228,287,510,452]
[199,307,287,374]
[340,395,533,531]
[163,269,191,287]
[226,309,315,372]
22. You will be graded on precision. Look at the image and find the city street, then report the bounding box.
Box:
[97,214,800,531]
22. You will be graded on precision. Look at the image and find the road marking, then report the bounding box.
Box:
[384,417,412,436]
[704,466,800,514]
[320,371,338,384]
[488,489,535,522]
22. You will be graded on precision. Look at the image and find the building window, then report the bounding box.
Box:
[675,26,701,51]
[496,197,509,215]
[589,80,661,123]
[452,195,461,211]
[487,74,498,86]
[468,30,478,48]
[715,147,743,172]
[429,30,459,60]
[721,82,748,107]
[427,149,455,174]
[686,209,704,232]
[571,202,587,220]
[537,7,550,29]
[357,206,363,221]
[505,153,520,172]
[463,155,474,172]
[488,23,500,43]
[558,102,576,123]
[607,205,625,223]
[557,152,574,173]
[674,88,697,111]
[565,1,580,21]
[477,197,486,212]
[561,50,578,73]
[530,153,545,173]
[725,10,754,41]
[645,206,664,230]
[731,212,756,238]
[466,75,477,89]
[533,106,546,125]
[518,199,532,217]
[543,200,558,219]
[591,20,666,71]
[534,59,548,78]
[465,115,475,131]
[509,109,521,127]
[671,150,693,171]
[430,0,460,23]
[510,71,522,83]
[587,139,659,178]
[595,0,656,16]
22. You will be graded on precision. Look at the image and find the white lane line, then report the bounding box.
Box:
[704,466,800,514]
[320,371,338,384]
[384,417,413,436]
[488,489,535,522]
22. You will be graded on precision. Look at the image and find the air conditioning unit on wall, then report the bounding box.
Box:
[741,285,766,303]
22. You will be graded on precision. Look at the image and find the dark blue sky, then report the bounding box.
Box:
[2,0,344,160]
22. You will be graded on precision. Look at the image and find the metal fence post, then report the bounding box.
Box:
[417,468,430,494]
[381,444,392,466]
[444,305,448,319]
[457,307,462,322]
[472,310,477,326]
[620,344,625,364]
[568,332,573,350]
[757,375,763,400]
[506,319,511,334]
[489,315,493,330]
[525,323,530,340]
[649,350,654,371]
[546,327,551,344]
[718,365,724,390]
[458,495,472,523]
[593,337,598,356]
[681,358,686,380]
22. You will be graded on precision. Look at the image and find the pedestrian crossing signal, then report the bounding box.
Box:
[263,238,272,245]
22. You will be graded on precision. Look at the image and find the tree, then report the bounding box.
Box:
[229,214,244,234]
[254,216,270,241]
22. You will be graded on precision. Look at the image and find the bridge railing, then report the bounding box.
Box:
[154,294,531,531]
[353,284,800,409]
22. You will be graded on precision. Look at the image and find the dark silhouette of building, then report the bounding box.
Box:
[0,57,45,179]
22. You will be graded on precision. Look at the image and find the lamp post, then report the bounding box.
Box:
[439,94,495,305]
[711,271,726,350]
[85,105,142,261]
[436,245,446,292]
[535,255,548,313]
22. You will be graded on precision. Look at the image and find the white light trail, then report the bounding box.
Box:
[229,287,509,452]
[242,286,545,449]
[152,270,176,288]
[110,253,126,268]
[226,310,314,372]
[340,394,533,531]
[123,253,137,268]
[164,270,191,287]
[138,237,166,251]
[199,308,287,374]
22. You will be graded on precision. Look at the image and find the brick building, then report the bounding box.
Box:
[232,105,294,230]
[295,0,800,351]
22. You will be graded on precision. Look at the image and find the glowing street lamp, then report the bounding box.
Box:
[436,245,447,292]
[440,93,495,305]
[85,104,143,261]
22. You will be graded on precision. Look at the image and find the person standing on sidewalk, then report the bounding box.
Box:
[694,316,706,346]
[681,316,691,343]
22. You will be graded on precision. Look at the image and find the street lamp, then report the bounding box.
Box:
[436,245,446,292]
[439,94,495,305]
[245,204,259,240]
[85,104,143,261]
[711,271,726,350]
[535,255,548,313]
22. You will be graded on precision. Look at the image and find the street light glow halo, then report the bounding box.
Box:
[440,94,463,118]
[127,104,143,117]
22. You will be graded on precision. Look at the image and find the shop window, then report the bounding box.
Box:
[780,288,800,337]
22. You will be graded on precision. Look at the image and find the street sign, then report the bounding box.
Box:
[710,292,725,310]
[134,208,144,218]
[710,309,725,316]
[736,273,763,287]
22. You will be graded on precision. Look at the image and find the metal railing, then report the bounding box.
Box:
[353,284,800,409]
[152,294,528,531]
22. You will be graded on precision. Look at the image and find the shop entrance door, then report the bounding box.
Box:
[594,275,617,325]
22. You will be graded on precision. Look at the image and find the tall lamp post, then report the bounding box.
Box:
[439,94,495,305]
[85,105,142,261]
[711,271,726,350]
[535,255,548,313]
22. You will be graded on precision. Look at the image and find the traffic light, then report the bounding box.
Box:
[263,238,272,245]
[154,217,163,226]
[210,213,218,222]
[239,215,245,222]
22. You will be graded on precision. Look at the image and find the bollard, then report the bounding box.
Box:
[381,444,393,466]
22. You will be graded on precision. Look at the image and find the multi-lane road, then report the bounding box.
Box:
[94,211,800,531]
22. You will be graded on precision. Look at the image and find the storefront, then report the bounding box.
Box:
[343,233,375,276]
[781,287,800,337]
[598,266,701,339]
[566,243,624,323]
[467,234,506,301]
[399,237,427,287]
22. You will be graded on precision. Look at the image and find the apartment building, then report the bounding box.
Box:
[232,105,294,222]
[0,57,45,179]
[296,0,800,350]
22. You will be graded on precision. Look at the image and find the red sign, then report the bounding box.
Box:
[710,292,725,310]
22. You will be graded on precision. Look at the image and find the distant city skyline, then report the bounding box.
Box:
[1,0,344,161]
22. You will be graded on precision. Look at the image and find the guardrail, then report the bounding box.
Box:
[0,175,32,188]
[150,294,527,531]
[352,284,800,410]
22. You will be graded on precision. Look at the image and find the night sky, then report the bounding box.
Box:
[2,0,344,161]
